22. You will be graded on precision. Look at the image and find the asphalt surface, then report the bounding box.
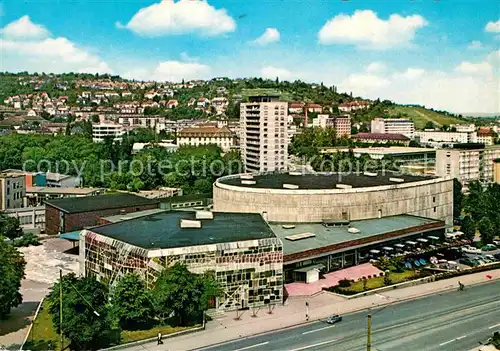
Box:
[200,280,500,351]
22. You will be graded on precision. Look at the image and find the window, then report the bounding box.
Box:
[433,207,437,213]
[433,196,436,202]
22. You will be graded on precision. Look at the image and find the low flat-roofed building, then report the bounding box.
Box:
[26,186,104,206]
[45,193,160,235]
[352,132,410,146]
[80,210,283,312]
[4,205,45,231]
[269,214,445,283]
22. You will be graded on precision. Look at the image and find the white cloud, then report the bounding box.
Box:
[467,40,483,50]
[318,10,427,49]
[252,28,280,45]
[0,17,111,74]
[1,15,50,40]
[260,66,293,80]
[395,68,426,80]
[341,73,390,91]
[455,61,492,75]
[339,51,499,114]
[365,62,386,73]
[485,19,500,33]
[123,60,211,82]
[119,0,236,37]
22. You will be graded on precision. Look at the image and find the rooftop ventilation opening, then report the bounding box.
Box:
[336,183,352,189]
[363,172,377,177]
[195,210,213,220]
[283,183,299,189]
[322,219,350,227]
[389,177,405,183]
[180,219,202,228]
[285,232,315,241]
[241,180,256,185]
[282,224,296,229]
[240,174,254,180]
[348,227,360,234]
[289,171,301,176]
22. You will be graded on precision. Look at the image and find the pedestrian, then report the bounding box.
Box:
[157,332,163,345]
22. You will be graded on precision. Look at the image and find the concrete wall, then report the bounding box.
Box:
[213,176,453,226]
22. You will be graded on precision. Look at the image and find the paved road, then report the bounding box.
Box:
[200,281,500,351]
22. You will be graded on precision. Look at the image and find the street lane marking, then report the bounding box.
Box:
[489,323,500,329]
[234,341,269,351]
[439,339,455,346]
[439,335,467,346]
[287,339,338,351]
[302,325,335,334]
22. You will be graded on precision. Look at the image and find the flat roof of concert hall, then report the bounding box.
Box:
[218,171,435,190]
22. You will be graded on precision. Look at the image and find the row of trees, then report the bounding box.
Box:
[458,182,500,243]
[46,264,220,350]
[0,133,241,194]
[0,223,26,319]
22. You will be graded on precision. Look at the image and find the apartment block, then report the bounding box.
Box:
[371,118,415,138]
[0,172,26,210]
[415,130,476,145]
[312,114,351,138]
[177,126,234,152]
[240,95,288,172]
[92,122,125,143]
[436,145,500,185]
[494,159,500,184]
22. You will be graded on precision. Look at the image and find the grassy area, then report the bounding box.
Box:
[25,300,198,350]
[121,324,195,344]
[387,106,465,129]
[25,300,68,351]
[336,270,417,294]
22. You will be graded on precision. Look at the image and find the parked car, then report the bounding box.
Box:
[326,314,343,324]
[494,253,500,260]
[461,246,481,254]
[459,257,477,266]
[483,255,496,263]
[481,244,498,252]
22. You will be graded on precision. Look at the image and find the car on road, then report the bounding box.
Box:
[461,246,481,254]
[481,244,497,252]
[326,314,343,324]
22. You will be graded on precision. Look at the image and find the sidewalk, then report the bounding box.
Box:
[123,269,500,351]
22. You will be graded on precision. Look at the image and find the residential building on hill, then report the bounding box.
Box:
[476,127,495,146]
[92,122,125,143]
[312,114,351,138]
[371,118,415,139]
[177,126,235,152]
[240,95,288,172]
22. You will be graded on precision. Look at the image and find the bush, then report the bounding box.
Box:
[383,273,392,286]
[338,278,351,288]
[13,232,40,247]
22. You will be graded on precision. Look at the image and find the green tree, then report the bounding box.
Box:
[48,273,114,350]
[153,263,203,325]
[383,272,392,286]
[0,213,24,240]
[460,216,476,241]
[0,236,26,318]
[110,274,154,330]
[424,121,435,130]
[200,271,222,311]
[453,178,463,220]
[476,217,495,244]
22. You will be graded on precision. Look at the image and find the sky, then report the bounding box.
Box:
[0,0,499,114]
